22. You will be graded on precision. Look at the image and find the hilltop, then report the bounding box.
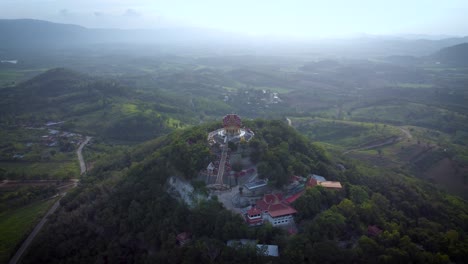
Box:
[2,19,468,57]
[432,43,468,66]
[0,68,190,141]
[19,119,468,263]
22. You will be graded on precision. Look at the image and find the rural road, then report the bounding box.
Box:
[286,117,292,127]
[8,195,62,264]
[8,136,91,264]
[342,126,414,155]
[77,136,92,175]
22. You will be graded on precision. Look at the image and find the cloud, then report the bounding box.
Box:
[59,9,71,17]
[94,11,103,17]
[123,8,140,17]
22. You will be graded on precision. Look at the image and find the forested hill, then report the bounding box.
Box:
[432,43,468,66]
[21,120,468,263]
[0,68,192,141]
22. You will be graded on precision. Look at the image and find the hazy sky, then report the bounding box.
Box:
[1,0,467,37]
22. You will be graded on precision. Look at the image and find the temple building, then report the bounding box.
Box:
[223,114,242,135]
[253,193,297,226]
[207,114,254,145]
[244,193,298,227]
[245,206,263,226]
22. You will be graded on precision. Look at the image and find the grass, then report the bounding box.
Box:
[121,103,139,114]
[0,198,58,263]
[351,102,468,131]
[0,161,79,179]
[293,117,401,149]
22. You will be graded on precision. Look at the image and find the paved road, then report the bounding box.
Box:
[8,136,90,264]
[8,196,63,264]
[77,136,92,175]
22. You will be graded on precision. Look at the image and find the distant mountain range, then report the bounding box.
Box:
[1,19,468,57]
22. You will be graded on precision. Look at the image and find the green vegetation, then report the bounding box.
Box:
[1,37,468,263]
[294,118,400,149]
[18,120,468,263]
[0,198,57,263]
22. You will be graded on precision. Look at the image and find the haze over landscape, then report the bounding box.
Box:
[1,1,468,264]
[1,0,468,37]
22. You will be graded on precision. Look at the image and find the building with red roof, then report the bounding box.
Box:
[176,232,192,246]
[256,193,297,226]
[245,206,263,226]
[223,114,242,135]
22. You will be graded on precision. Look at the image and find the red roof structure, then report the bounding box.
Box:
[285,190,305,204]
[256,193,297,218]
[176,232,192,246]
[367,225,382,237]
[223,114,242,128]
[245,206,263,226]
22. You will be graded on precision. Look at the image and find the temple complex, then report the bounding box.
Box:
[208,114,254,145]
[205,114,254,190]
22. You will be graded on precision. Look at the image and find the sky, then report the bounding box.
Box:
[1,0,467,37]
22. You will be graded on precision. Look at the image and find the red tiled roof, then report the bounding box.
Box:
[268,206,297,218]
[247,206,262,216]
[256,193,296,218]
[223,114,242,127]
[285,191,305,204]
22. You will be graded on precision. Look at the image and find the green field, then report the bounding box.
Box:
[0,198,57,263]
[0,161,79,179]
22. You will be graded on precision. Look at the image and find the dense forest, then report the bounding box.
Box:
[21,120,468,263]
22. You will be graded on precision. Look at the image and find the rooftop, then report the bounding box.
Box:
[244,180,268,190]
[319,181,343,189]
[256,193,297,218]
[257,244,279,257]
[310,174,327,182]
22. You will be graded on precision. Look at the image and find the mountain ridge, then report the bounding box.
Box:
[2,19,468,57]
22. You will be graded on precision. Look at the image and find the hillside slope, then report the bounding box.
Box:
[0,68,190,141]
[432,43,468,66]
[20,120,468,263]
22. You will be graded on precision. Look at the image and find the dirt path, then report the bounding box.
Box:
[343,126,413,155]
[343,137,399,155]
[77,136,91,175]
[398,127,413,139]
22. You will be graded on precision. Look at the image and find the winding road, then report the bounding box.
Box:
[343,126,413,155]
[77,136,92,175]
